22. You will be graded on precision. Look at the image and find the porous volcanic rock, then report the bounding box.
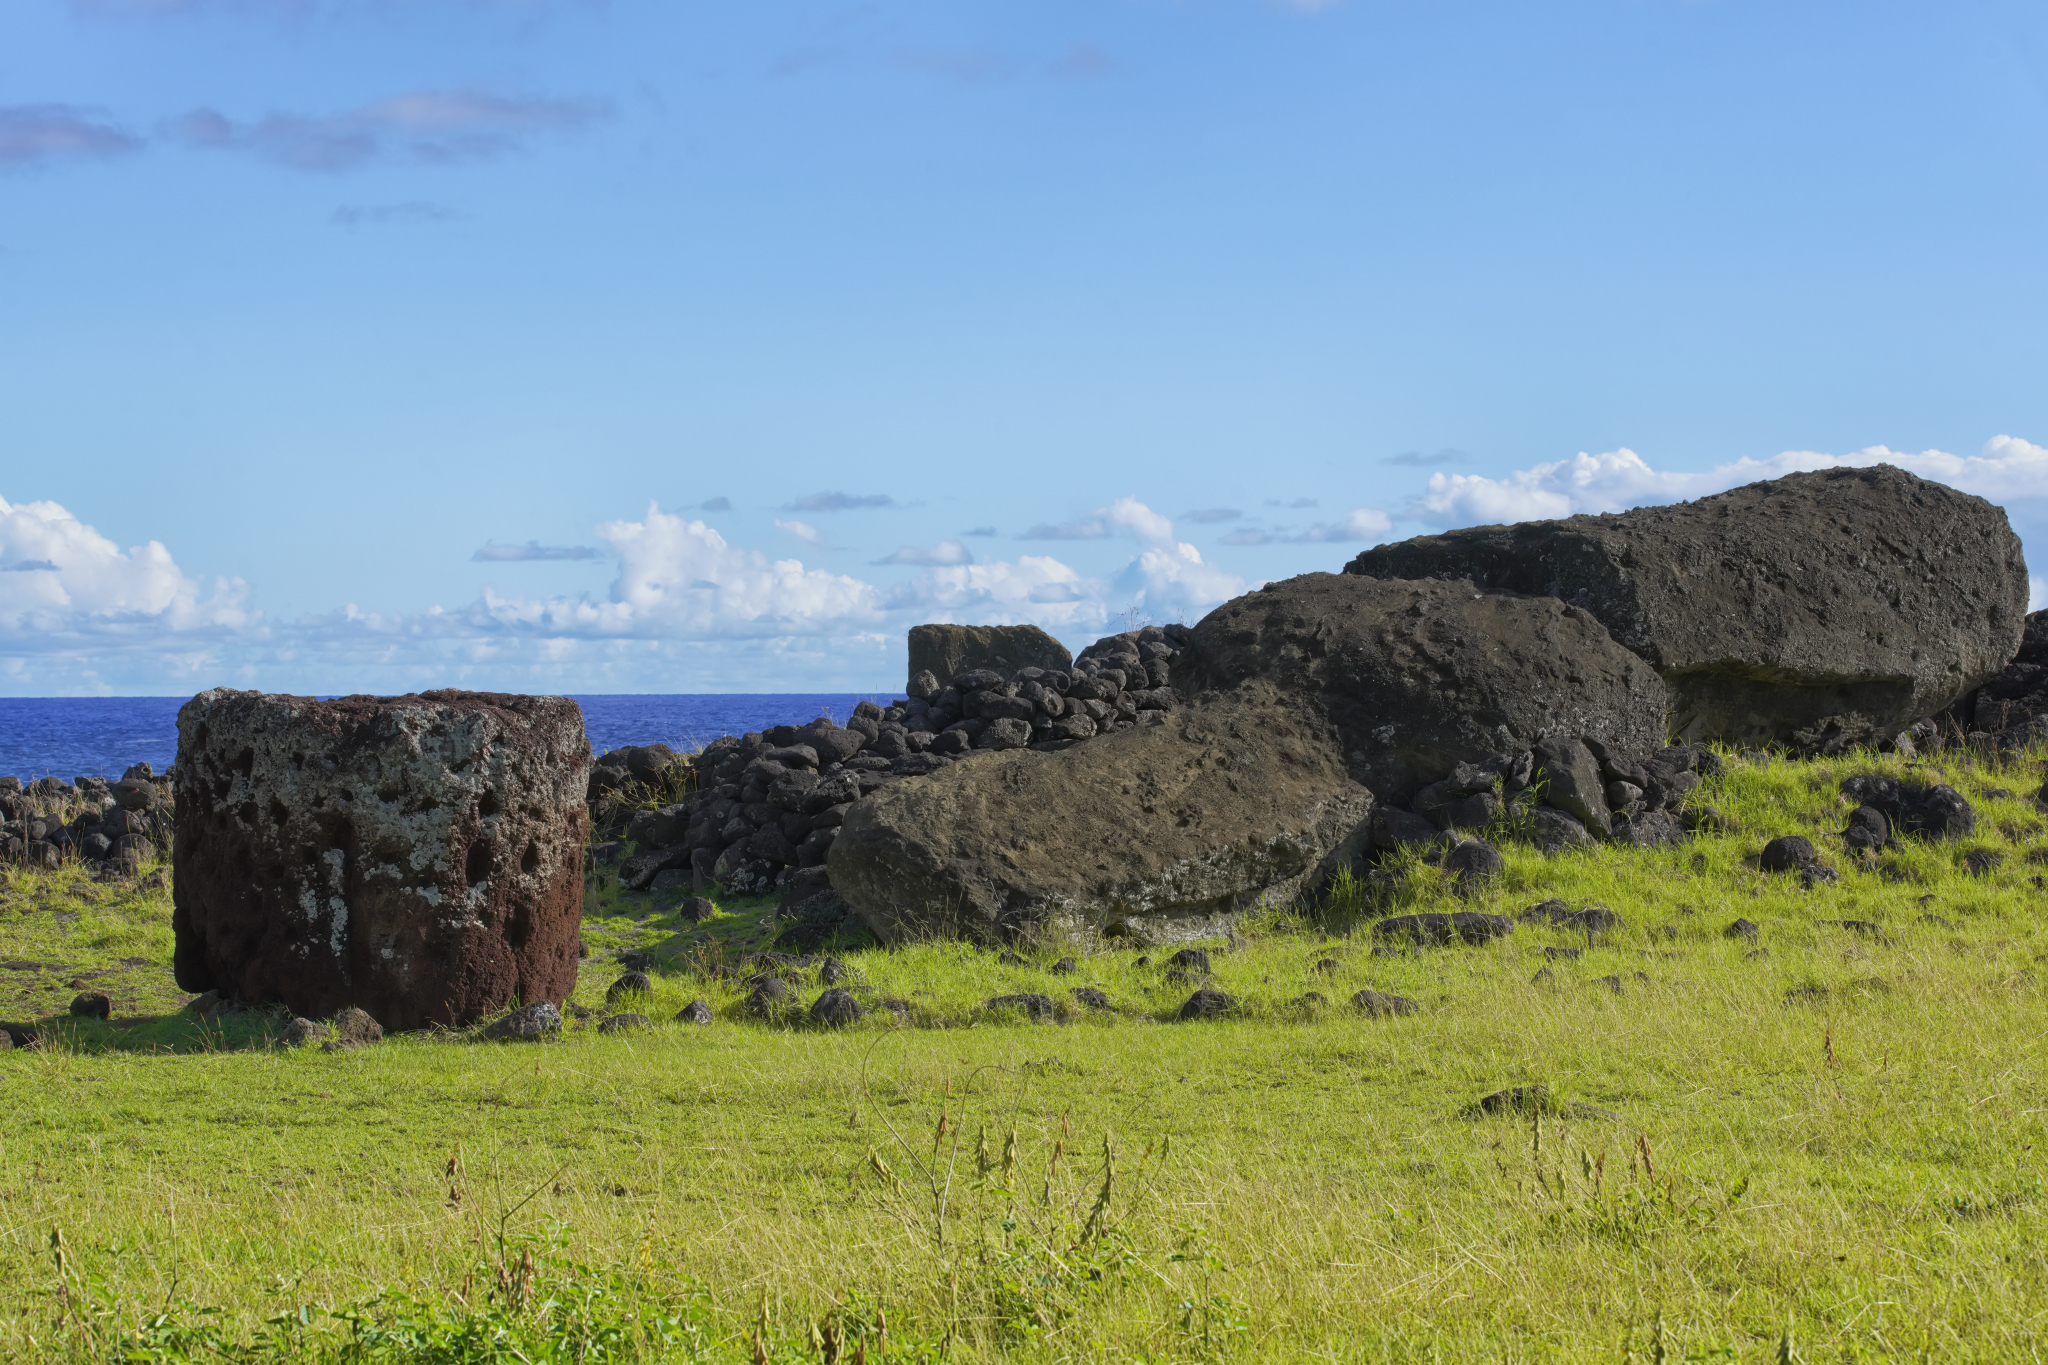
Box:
[830,687,1371,947]
[1175,572,1669,802]
[171,689,589,1031]
[906,624,1073,692]
[1344,465,2028,746]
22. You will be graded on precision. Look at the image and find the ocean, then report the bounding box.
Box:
[0,694,889,783]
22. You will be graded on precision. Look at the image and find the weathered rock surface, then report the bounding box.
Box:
[1344,465,2028,745]
[907,623,1073,691]
[171,689,589,1031]
[830,687,1371,946]
[1176,573,1669,803]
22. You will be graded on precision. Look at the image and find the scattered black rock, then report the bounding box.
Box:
[323,1007,383,1052]
[1070,987,1111,1010]
[483,998,565,1039]
[1167,948,1212,975]
[1839,775,1977,840]
[1724,918,1760,940]
[1594,975,1624,995]
[607,972,654,1005]
[1351,988,1418,1018]
[810,988,864,1028]
[1373,912,1515,947]
[1784,984,1830,1004]
[615,952,653,971]
[1520,902,1624,936]
[1544,946,1583,961]
[598,1013,650,1035]
[1176,989,1236,1020]
[986,993,1059,1023]
[1312,958,1341,976]
[678,896,717,923]
[1051,957,1078,975]
[820,958,850,985]
[1760,836,1819,873]
[1531,966,1555,985]
[68,991,111,1020]
[676,999,714,1025]
[282,1017,330,1047]
[998,951,1026,966]
[1964,849,2004,878]
[1918,914,1960,931]
[1824,919,1889,942]
[1843,805,1891,852]
[1473,1084,1551,1117]
[746,977,793,1017]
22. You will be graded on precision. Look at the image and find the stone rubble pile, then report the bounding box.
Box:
[598,624,1192,898]
[0,764,170,874]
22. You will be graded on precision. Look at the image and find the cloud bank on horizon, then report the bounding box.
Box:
[4,434,2046,694]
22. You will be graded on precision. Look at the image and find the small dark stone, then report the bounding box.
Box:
[1784,984,1830,1004]
[1373,912,1515,946]
[615,952,653,971]
[1134,956,1150,968]
[1050,957,1078,975]
[1544,946,1582,961]
[810,988,864,1028]
[567,1002,592,1020]
[329,1006,383,1049]
[676,999,714,1025]
[819,957,850,985]
[1918,914,1960,931]
[68,992,111,1021]
[1843,805,1890,852]
[1520,902,1623,935]
[1070,987,1111,1010]
[1351,988,1418,1018]
[1964,848,2004,878]
[1724,918,1760,940]
[1167,948,1212,974]
[746,976,793,1017]
[678,896,717,923]
[282,1017,330,1046]
[1312,957,1340,976]
[598,1012,651,1035]
[607,971,654,1005]
[998,950,1026,966]
[1530,966,1555,985]
[1824,919,1888,941]
[1473,1084,1551,1117]
[1800,863,1841,887]
[985,992,1059,1022]
[1176,989,1235,1021]
[1760,835,1818,872]
[1593,974,1623,995]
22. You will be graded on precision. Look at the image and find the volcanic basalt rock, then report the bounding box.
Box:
[171,689,589,1031]
[906,623,1073,693]
[830,688,1371,947]
[1175,572,1669,803]
[1344,465,2028,746]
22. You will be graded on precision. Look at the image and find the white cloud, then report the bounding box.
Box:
[873,540,971,566]
[1117,542,1247,622]
[168,89,607,172]
[1406,439,2048,527]
[774,518,828,547]
[1293,507,1393,543]
[883,554,1107,632]
[0,494,252,647]
[1023,496,1177,545]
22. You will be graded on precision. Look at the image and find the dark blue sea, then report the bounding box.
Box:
[0,695,886,783]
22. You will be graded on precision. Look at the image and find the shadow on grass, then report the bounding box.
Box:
[14,1008,282,1055]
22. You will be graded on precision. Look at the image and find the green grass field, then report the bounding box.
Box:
[1,748,2044,1362]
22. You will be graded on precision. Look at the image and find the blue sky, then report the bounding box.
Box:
[3,0,2046,695]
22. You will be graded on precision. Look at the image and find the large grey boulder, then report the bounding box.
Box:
[829,687,1370,947]
[1175,572,1669,803]
[1344,465,2028,745]
[906,623,1072,692]
[834,574,1671,944]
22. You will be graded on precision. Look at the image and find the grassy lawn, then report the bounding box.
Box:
[0,749,2044,1361]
